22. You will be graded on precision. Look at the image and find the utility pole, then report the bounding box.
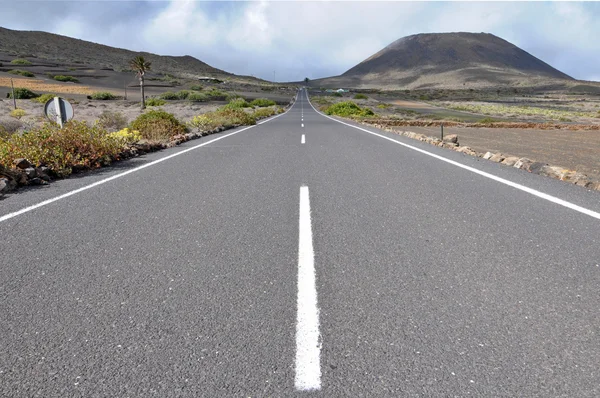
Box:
[273,70,276,82]
[10,78,16,110]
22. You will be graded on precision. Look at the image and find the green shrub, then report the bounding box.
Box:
[206,89,230,101]
[146,98,167,107]
[190,85,203,91]
[53,75,79,83]
[190,108,256,131]
[353,93,368,100]
[324,101,374,117]
[419,94,430,101]
[0,121,123,176]
[332,92,343,97]
[176,90,191,100]
[10,109,26,119]
[377,103,391,109]
[187,92,209,102]
[253,107,281,118]
[8,70,34,77]
[478,117,501,124]
[31,93,58,104]
[130,109,187,141]
[9,88,39,99]
[90,92,118,100]
[160,91,179,100]
[224,98,251,109]
[11,59,32,65]
[250,98,276,107]
[97,110,128,130]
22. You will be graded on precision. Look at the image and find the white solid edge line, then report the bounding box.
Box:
[301,134,306,144]
[305,92,600,221]
[295,186,321,391]
[0,106,292,223]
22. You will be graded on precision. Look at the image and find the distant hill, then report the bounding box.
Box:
[311,32,574,89]
[0,27,230,79]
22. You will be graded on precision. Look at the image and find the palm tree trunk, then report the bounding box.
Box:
[140,76,145,110]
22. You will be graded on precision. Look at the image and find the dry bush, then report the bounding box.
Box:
[97,110,128,130]
[0,118,23,136]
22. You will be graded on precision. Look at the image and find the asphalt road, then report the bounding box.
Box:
[1,89,600,397]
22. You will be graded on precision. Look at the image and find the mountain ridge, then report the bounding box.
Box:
[314,32,574,89]
[0,26,231,79]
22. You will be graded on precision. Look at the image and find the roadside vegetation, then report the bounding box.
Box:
[8,88,39,99]
[10,109,27,119]
[90,91,118,100]
[145,98,167,107]
[53,75,80,83]
[10,59,32,65]
[8,70,35,77]
[32,93,58,104]
[160,88,231,102]
[0,92,291,192]
[189,97,284,130]
[97,110,128,130]
[130,109,188,141]
[250,98,276,107]
[324,101,375,118]
[0,121,123,177]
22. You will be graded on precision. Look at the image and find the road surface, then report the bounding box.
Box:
[1,89,599,397]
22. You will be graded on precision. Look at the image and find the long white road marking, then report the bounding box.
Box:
[0,108,292,223]
[302,123,304,128]
[301,134,306,144]
[305,93,600,221]
[295,186,321,391]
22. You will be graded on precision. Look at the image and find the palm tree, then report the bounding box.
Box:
[129,56,151,109]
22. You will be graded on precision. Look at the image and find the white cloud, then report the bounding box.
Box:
[143,0,220,49]
[2,1,600,81]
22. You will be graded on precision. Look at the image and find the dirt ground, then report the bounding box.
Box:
[391,124,600,181]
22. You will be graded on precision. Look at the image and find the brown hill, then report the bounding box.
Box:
[313,32,574,89]
[0,26,230,79]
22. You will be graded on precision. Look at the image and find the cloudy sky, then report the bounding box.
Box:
[1,1,599,82]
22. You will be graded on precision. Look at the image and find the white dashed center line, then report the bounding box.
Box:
[301,134,305,144]
[295,186,321,391]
